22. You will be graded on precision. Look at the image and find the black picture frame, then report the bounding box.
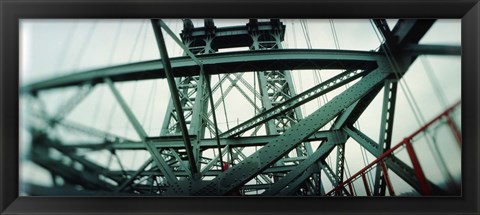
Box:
[1,0,479,214]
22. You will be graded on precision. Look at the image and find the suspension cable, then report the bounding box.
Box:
[108,20,124,65]
[128,20,146,63]
[72,20,98,73]
[219,74,230,130]
[294,20,309,116]
[142,81,158,126]
[420,56,449,108]
[369,19,455,187]
[148,81,158,133]
[55,21,79,76]
[105,85,120,133]
[139,20,149,61]
[369,20,425,127]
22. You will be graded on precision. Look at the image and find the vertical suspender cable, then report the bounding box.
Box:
[55,21,79,76]
[72,20,98,73]
[369,19,455,190]
[219,74,230,130]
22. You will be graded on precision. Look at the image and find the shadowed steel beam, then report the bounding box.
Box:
[21,49,380,92]
[391,19,435,45]
[35,135,121,189]
[404,44,461,56]
[105,78,178,184]
[151,19,198,175]
[192,65,391,195]
[277,166,317,196]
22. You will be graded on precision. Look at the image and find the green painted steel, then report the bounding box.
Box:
[192,64,391,195]
[344,126,447,195]
[21,18,458,196]
[106,77,180,185]
[21,49,380,92]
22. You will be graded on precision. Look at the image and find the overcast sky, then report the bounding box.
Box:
[19,19,461,196]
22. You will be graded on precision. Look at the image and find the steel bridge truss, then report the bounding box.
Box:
[20,19,461,196]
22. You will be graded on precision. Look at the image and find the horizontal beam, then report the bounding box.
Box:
[21,49,382,92]
[404,44,461,56]
[108,164,296,178]
[71,130,333,150]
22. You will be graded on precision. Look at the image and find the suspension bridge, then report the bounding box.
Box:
[19,19,461,196]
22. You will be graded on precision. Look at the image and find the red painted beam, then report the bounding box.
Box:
[325,101,460,196]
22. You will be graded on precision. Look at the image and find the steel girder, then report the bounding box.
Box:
[21,19,461,196]
[257,76,387,196]
[261,130,349,195]
[373,80,398,196]
[191,59,391,195]
[248,21,316,190]
[151,19,198,175]
[20,49,380,93]
[221,68,368,138]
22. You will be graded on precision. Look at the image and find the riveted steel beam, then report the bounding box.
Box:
[21,49,380,93]
[373,80,398,196]
[262,130,348,196]
[151,19,198,175]
[221,68,371,138]
[108,130,332,150]
[191,63,391,195]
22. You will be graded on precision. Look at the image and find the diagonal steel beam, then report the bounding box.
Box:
[277,166,317,196]
[391,19,436,46]
[109,130,332,150]
[158,19,203,67]
[319,160,341,187]
[261,130,348,195]
[105,78,179,184]
[343,126,447,194]
[220,68,370,138]
[151,19,198,175]
[192,64,391,195]
[116,158,153,192]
